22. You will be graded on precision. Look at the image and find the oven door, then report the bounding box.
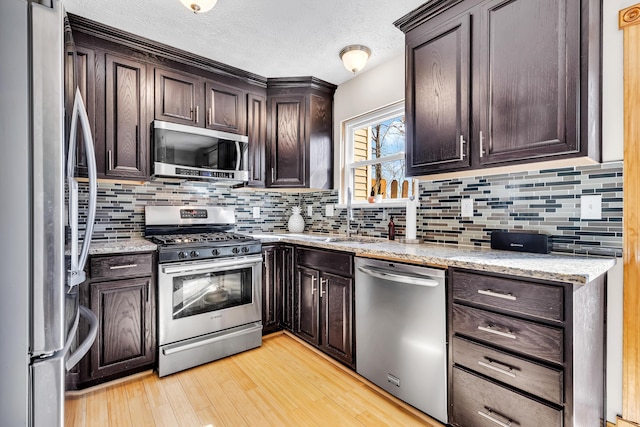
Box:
[158,254,262,346]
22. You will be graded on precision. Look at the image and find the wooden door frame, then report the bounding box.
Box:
[618,4,640,427]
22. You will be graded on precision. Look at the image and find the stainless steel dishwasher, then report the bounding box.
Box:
[355,257,447,424]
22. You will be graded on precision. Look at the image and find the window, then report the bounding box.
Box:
[342,101,414,204]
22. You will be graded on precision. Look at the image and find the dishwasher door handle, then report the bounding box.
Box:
[357,265,440,287]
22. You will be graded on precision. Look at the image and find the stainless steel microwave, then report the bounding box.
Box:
[151,120,249,184]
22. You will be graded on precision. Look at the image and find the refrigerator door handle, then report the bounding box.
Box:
[67,88,97,288]
[64,305,98,371]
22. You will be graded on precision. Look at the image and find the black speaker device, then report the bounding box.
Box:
[490,231,552,254]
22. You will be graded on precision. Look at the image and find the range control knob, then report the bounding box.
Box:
[190,250,200,258]
[211,249,220,256]
[232,247,240,254]
[178,251,189,259]
[241,246,250,253]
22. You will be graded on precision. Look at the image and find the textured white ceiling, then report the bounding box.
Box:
[61,0,426,85]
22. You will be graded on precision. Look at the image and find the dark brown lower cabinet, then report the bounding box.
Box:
[78,252,156,388]
[294,248,354,368]
[449,268,605,427]
[261,244,293,335]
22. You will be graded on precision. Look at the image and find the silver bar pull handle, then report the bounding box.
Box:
[357,265,440,287]
[208,107,212,126]
[478,360,517,378]
[195,105,199,124]
[271,167,275,183]
[459,135,466,160]
[320,278,327,297]
[109,264,138,270]
[108,149,113,171]
[311,276,317,295]
[479,131,485,158]
[478,289,516,301]
[477,410,513,427]
[478,325,517,340]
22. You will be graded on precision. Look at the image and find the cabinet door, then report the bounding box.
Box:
[88,277,155,381]
[261,245,280,335]
[105,54,148,179]
[295,265,320,345]
[279,245,294,331]
[154,68,202,126]
[320,273,353,367]
[268,95,306,187]
[477,0,580,165]
[247,93,267,187]
[205,81,245,134]
[406,14,471,175]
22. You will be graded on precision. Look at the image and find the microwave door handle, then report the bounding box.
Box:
[235,140,241,171]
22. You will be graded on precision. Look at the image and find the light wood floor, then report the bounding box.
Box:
[64,332,444,427]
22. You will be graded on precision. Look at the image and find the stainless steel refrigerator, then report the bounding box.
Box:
[1,1,99,425]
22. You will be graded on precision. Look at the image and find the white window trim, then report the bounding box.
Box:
[341,100,412,206]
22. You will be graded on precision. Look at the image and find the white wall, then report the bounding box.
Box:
[332,53,405,188]
[333,1,632,422]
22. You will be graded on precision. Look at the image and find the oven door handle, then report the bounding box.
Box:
[162,322,263,356]
[160,255,263,275]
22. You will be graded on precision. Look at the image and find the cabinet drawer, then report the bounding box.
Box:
[451,270,564,322]
[452,304,563,364]
[90,253,153,279]
[296,248,352,277]
[452,336,563,405]
[452,367,562,427]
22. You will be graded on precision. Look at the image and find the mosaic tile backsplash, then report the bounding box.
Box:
[77,161,623,257]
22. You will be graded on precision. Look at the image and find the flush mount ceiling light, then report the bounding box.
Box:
[339,45,372,74]
[180,0,218,14]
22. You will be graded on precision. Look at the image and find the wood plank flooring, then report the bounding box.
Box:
[64,332,443,427]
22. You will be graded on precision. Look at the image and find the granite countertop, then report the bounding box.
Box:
[247,232,617,286]
[87,238,157,255]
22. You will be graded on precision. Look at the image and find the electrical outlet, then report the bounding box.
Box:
[461,198,474,218]
[252,206,261,219]
[581,194,602,220]
[307,205,313,216]
[325,204,334,217]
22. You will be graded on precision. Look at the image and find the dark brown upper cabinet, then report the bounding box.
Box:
[105,54,148,179]
[395,0,601,176]
[266,77,336,189]
[205,81,245,134]
[405,14,471,175]
[247,93,267,187]
[154,69,247,135]
[154,68,202,127]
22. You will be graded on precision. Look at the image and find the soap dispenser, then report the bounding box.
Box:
[388,216,395,240]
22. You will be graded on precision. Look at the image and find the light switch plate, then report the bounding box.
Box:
[461,198,474,218]
[581,194,602,220]
[325,204,334,217]
[307,206,313,216]
[252,206,260,219]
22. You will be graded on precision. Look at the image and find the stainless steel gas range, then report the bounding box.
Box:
[145,205,262,377]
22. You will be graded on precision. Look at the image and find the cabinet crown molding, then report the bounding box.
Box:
[394,0,466,33]
[267,77,337,94]
[68,14,268,88]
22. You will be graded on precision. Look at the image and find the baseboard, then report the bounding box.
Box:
[64,369,155,398]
